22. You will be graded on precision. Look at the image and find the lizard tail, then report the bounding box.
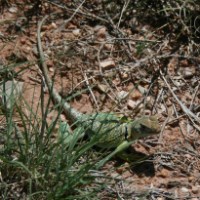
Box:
[37,15,82,122]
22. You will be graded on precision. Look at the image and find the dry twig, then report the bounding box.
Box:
[161,72,200,124]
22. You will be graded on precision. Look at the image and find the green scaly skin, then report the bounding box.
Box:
[37,16,161,161]
[74,113,160,148]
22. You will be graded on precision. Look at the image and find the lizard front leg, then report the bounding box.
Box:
[95,140,134,168]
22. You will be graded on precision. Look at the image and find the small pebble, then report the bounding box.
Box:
[9,7,18,13]
[117,91,128,100]
[158,168,169,178]
[192,186,199,194]
[180,187,189,193]
[72,29,80,36]
[100,59,115,70]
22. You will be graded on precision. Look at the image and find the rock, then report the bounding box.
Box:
[180,187,189,193]
[97,84,110,93]
[127,99,143,110]
[99,59,115,70]
[192,186,199,194]
[0,80,24,110]
[158,168,170,178]
[117,91,128,100]
[137,85,147,94]
[94,25,107,41]
[183,67,195,78]
[50,22,57,29]
[127,99,136,109]
[130,89,142,100]
[157,198,164,200]
[9,7,18,13]
[72,29,80,36]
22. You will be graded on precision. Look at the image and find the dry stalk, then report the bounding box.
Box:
[82,71,99,110]
[161,72,200,124]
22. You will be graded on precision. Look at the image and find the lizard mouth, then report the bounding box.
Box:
[129,117,161,140]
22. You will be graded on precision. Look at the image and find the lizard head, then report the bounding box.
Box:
[127,116,161,140]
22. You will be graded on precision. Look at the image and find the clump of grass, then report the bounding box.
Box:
[0,79,110,199]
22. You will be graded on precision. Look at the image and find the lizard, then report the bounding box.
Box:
[37,16,161,165]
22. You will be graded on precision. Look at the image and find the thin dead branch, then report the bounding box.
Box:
[161,72,200,124]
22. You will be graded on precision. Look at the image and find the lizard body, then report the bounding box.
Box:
[76,113,160,148]
[37,16,160,150]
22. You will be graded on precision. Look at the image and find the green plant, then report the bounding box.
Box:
[0,79,110,199]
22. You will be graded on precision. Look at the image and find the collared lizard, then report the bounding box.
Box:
[37,16,160,165]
